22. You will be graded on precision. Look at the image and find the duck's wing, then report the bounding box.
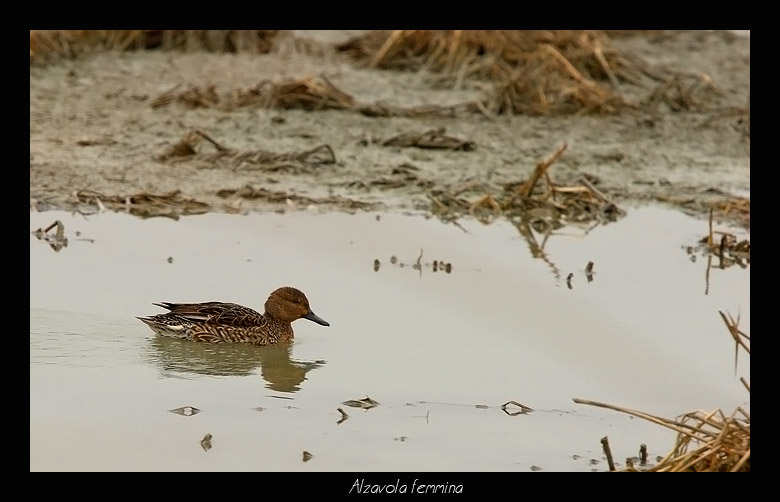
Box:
[154,302,265,327]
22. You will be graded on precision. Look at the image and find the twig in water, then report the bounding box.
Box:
[601,436,616,471]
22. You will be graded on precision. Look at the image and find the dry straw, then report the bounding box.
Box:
[575,312,750,472]
[31,30,728,115]
[30,30,281,62]
[337,30,656,115]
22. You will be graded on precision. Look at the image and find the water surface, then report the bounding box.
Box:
[30,206,750,471]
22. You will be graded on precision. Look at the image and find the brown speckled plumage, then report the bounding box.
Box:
[137,286,329,345]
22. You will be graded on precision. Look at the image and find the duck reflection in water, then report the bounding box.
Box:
[146,335,325,393]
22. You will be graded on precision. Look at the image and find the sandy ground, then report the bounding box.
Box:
[29,30,750,227]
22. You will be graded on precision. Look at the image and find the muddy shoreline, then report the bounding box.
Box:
[30,30,750,228]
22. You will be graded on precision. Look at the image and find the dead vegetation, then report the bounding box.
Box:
[30,30,282,63]
[149,74,471,119]
[72,189,210,219]
[374,249,454,275]
[698,207,750,268]
[336,30,709,115]
[575,312,750,472]
[686,207,750,295]
[357,103,460,118]
[149,73,472,119]
[501,400,534,416]
[30,31,748,226]
[140,30,720,117]
[33,30,735,117]
[655,193,751,231]
[150,74,355,111]
[428,143,625,226]
[380,127,476,151]
[642,72,723,112]
[31,220,68,251]
[156,129,337,173]
[215,184,377,213]
[710,197,750,229]
[342,396,380,410]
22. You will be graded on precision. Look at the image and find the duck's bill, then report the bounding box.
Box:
[303,310,330,327]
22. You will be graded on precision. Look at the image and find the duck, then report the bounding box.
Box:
[138,286,329,345]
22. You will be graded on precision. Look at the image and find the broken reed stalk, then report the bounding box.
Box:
[593,42,621,93]
[193,129,228,151]
[720,310,749,378]
[43,219,65,239]
[542,44,594,87]
[518,143,568,198]
[639,444,648,464]
[370,30,406,68]
[719,310,750,355]
[601,436,616,471]
[572,398,716,440]
[578,176,614,206]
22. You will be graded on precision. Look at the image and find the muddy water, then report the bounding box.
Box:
[30,207,749,471]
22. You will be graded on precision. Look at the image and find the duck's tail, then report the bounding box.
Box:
[137,315,189,339]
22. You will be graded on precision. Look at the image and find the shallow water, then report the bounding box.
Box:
[30,206,750,471]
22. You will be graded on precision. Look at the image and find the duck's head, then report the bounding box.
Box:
[265,287,330,326]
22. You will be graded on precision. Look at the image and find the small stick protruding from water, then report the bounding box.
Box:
[566,273,574,289]
[413,248,423,276]
[601,436,616,471]
[639,444,648,465]
[718,234,729,268]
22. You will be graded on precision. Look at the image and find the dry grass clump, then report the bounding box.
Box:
[650,406,750,472]
[711,197,750,228]
[429,143,625,226]
[215,185,377,212]
[150,75,354,111]
[337,30,655,115]
[155,129,337,173]
[648,311,749,472]
[252,74,355,110]
[575,312,750,472]
[72,189,210,219]
[30,30,281,63]
[339,30,644,81]
[698,207,750,267]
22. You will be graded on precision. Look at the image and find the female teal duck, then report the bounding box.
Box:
[138,286,329,345]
